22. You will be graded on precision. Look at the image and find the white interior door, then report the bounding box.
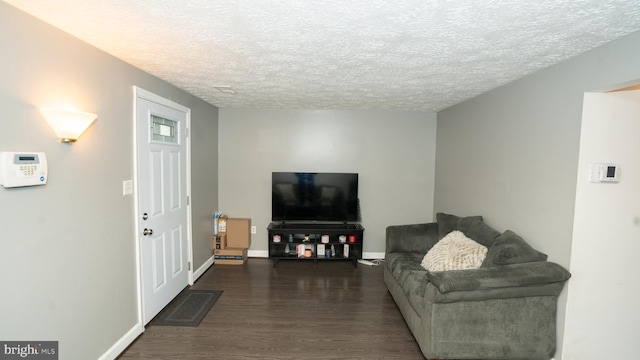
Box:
[135,88,191,325]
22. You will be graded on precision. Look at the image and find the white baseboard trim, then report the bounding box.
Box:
[363,252,385,260]
[98,322,143,360]
[193,255,214,281]
[247,250,385,260]
[248,250,268,258]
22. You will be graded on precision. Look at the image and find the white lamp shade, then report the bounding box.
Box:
[42,109,97,142]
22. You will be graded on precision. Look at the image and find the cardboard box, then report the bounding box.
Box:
[212,234,227,250]
[225,218,251,248]
[214,247,247,265]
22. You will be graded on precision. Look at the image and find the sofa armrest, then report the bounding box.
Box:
[386,222,440,254]
[426,261,571,293]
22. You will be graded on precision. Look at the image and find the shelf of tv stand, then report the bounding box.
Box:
[267,222,364,268]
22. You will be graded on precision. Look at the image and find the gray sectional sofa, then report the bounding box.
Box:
[384,213,571,360]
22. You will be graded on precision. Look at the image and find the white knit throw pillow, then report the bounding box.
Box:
[421,231,488,271]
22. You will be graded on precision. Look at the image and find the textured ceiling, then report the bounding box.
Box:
[5,0,640,111]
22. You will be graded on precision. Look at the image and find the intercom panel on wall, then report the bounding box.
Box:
[0,152,48,188]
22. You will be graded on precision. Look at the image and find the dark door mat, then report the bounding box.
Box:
[153,289,223,327]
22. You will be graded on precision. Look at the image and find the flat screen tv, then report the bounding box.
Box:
[272,172,359,223]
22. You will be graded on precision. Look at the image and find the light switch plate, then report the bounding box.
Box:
[123,180,134,196]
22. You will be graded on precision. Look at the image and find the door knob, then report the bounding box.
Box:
[143,228,153,236]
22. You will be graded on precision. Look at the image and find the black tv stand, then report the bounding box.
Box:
[267,222,364,268]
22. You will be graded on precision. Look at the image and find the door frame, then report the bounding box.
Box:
[132,86,194,327]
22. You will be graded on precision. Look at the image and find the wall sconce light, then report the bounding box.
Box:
[41,109,97,143]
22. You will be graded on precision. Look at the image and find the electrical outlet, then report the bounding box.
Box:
[251,226,256,234]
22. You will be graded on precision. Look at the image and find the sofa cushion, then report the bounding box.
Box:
[481,230,548,267]
[421,231,488,271]
[427,261,571,294]
[386,253,429,314]
[436,213,483,239]
[436,213,501,248]
[463,219,501,247]
[387,253,425,279]
[404,270,429,315]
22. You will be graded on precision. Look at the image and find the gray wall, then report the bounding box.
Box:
[435,31,640,359]
[190,105,220,270]
[218,109,437,257]
[0,3,218,359]
[564,91,640,358]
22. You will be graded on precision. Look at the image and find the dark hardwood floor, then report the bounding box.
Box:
[118,258,424,359]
